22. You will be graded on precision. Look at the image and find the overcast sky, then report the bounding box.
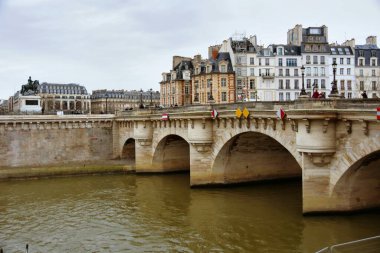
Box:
[0,0,379,99]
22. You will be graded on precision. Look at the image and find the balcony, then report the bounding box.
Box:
[260,73,275,79]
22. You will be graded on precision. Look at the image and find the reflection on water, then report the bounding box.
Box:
[0,174,379,252]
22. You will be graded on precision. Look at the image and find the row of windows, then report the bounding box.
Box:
[358,58,378,66]
[358,69,377,76]
[305,67,326,76]
[305,55,326,64]
[332,57,352,65]
[359,81,378,91]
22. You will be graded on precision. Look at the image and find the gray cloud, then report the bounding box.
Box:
[0,0,379,98]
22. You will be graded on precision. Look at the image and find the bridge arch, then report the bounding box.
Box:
[152,134,190,172]
[212,130,302,184]
[121,138,136,164]
[331,148,380,211]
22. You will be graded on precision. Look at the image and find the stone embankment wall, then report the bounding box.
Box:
[0,115,128,179]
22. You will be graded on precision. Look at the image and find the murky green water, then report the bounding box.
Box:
[0,174,379,252]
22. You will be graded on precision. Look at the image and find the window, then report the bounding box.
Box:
[286,92,290,101]
[221,78,227,87]
[313,79,318,88]
[321,67,325,76]
[313,56,318,64]
[250,58,255,65]
[321,79,326,89]
[340,80,345,90]
[320,56,325,64]
[360,81,364,90]
[221,92,227,102]
[236,57,241,64]
[295,92,299,99]
[306,67,311,76]
[250,68,254,76]
[360,69,364,76]
[294,69,299,76]
[372,81,377,90]
[307,79,311,88]
[237,68,241,76]
[314,67,318,76]
[371,50,377,57]
[347,68,351,75]
[340,68,344,75]
[259,59,262,66]
[185,85,189,94]
[265,69,270,75]
[347,58,351,65]
[333,58,337,64]
[249,79,255,89]
[237,79,242,88]
[286,58,297,66]
[306,55,311,64]
[286,80,290,89]
[372,59,377,66]
[359,50,364,57]
[348,92,352,98]
[278,48,283,55]
[220,65,226,72]
[285,69,290,76]
[207,79,211,88]
[359,59,364,66]
[207,66,210,73]
[372,70,376,76]
[279,58,283,66]
[347,80,352,90]
[340,58,344,64]
[279,69,283,76]
[279,92,284,101]
[265,58,269,66]
[279,80,284,89]
[294,79,299,89]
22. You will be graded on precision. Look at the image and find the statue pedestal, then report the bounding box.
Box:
[15,95,42,113]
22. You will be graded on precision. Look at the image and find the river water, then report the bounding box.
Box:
[0,173,379,253]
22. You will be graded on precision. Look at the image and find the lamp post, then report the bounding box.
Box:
[139,89,144,109]
[104,93,108,114]
[329,59,341,98]
[149,88,153,106]
[299,65,308,98]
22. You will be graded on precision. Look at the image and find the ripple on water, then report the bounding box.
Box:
[0,175,380,252]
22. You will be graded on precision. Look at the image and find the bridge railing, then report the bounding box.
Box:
[315,235,380,253]
[116,98,380,117]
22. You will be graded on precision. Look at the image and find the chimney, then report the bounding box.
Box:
[249,35,257,46]
[366,36,377,46]
[342,38,355,49]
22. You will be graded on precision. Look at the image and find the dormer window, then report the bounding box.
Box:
[278,48,283,56]
[207,66,211,73]
[220,65,226,73]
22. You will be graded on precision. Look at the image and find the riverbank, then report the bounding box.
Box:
[0,160,135,180]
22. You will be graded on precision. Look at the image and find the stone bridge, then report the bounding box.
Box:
[113,99,380,214]
[0,99,379,214]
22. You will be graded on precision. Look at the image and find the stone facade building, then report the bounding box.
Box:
[329,45,356,98]
[91,89,160,114]
[160,56,193,107]
[354,36,380,98]
[38,82,91,114]
[192,52,235,104]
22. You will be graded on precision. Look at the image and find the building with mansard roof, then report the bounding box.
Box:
[91,89,160,114]
[38,82,91,114]
[354,36,380,98]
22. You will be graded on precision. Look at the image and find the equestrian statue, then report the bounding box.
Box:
[21,76,39,96]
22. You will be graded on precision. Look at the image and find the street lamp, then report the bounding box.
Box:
[149,88,153,106]
[329,59,340,98]
[299,65,308,97]
[104,93,108,114]
[139,89,144,109]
